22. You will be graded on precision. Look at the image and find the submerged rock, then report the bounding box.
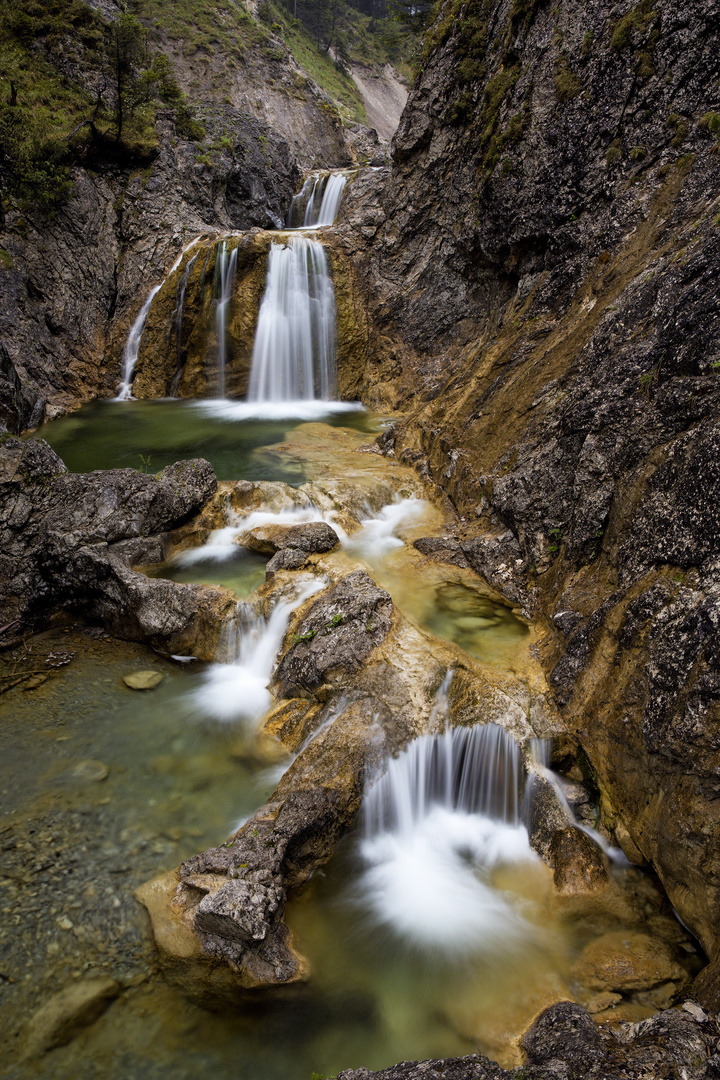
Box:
[123,670,165,690]
[21,976,120,1060]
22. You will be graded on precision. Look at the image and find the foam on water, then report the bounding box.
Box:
[358,720,539,954]
[191,578,324,724]
[341,498,428,560]
[189,398,363,422]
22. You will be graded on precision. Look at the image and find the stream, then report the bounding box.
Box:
[1,171,701,1078]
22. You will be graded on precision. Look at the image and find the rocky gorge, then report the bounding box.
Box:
[2,0,720,1076]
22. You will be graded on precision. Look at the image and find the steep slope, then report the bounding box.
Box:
[346,0,720,990]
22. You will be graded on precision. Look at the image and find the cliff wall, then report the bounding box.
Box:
[346,0,720,983]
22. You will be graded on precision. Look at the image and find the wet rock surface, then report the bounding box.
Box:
[272,570,394,696]
[333,1001,720,1079]
[0,438,233,655]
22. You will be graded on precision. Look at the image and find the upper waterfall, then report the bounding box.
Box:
[287,171,350,228]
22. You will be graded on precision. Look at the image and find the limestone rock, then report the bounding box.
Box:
[21,976,120,1059]
[238,520,340,556]
[0,439,233,655]
[123,670,164,690]
[571,931,686,993]
[550,828,609,896]
[272,570,393,696]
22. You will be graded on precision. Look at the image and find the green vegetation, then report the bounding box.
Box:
[0,0,203,217]
[610,0,657,51]
[554,53,581,101]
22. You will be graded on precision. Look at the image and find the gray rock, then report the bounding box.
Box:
[0,438,231,656]
[272,570,393,696]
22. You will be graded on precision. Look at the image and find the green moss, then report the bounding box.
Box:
[610,0,656,51]
[554,53,581,101]
[0,247,13,270]
[581,30,594,56]
[606,138,622,164]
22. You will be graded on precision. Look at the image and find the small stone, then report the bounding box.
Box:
[71,760,109,783]
[56,916,74,931]
[123,670,164,690]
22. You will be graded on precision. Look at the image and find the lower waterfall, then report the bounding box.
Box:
[358,722,539,953]
[247,234,337,403]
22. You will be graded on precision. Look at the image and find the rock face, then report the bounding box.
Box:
[0,437,234,655]
[332,1001,720,1079]
[330,0,720,973]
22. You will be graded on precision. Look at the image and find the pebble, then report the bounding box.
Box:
[123,670,165,690]
[56,916,73,931]
[71,760,110,783]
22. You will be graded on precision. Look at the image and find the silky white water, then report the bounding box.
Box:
[117,284,162,400]
[190,578,324,724]
[248,235,337,403]
[213,240,238,398]
[288,170,349,228]
[358,721,539,954]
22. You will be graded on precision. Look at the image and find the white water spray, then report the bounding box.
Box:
[248,235,336,404]
[191,578,324,725]
[358,711,540,954]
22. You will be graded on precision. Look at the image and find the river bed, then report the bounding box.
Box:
[2,406,700,1078]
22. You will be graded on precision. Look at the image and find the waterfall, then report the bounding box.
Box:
[212,240,238,398]
[117,237,202,399]
[288,171,349,228]
[247,235,336,403]
[358,720,539,953]
[117,285,162,400]
[190,578,324,724]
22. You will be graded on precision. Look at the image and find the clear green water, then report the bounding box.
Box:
[33,399,379,482]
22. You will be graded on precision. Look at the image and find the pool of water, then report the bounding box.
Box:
[4,417,695,1079]
[32,399,380,482]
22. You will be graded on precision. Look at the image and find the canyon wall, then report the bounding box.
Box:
[338,0,720,984]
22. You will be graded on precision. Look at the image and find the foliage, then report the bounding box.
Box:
[610,0,657,52]
[0,0,204,216]
[554,53,581,101]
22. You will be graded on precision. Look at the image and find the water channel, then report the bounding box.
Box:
[1,171,700,1078]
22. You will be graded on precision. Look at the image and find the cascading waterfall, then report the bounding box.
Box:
[117,284,162,400]
[247,235,336,403]
[169,252,199,395]
[117,236,202,399]
[212,240,239,398]
[288,171,349,228]
[358,713,539,953]
[191,578,324,724]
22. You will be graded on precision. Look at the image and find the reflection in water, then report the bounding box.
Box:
[32,398,376,481]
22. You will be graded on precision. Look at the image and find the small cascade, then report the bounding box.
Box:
[191,578,324,724]
[339,498,428,560]
[212,240,239,398]
[358,711,539,953]
[117,284,162,399]
[247,235,336,403]
[525,739,629,864]
[288,171,349,228]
